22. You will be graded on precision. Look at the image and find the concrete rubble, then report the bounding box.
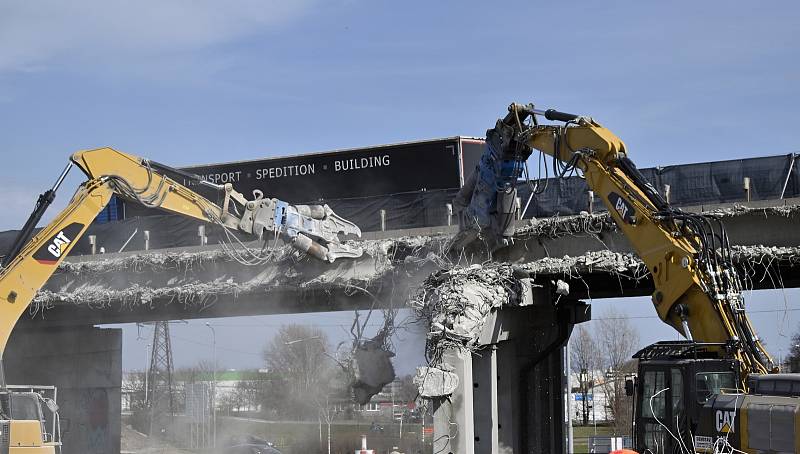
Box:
[413,365,459,398]
[351,339,397,404]
[410,264,517,357]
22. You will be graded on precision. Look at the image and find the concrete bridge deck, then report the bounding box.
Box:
[23,197,800,327]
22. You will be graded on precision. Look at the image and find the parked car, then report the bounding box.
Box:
[225,434,282,454]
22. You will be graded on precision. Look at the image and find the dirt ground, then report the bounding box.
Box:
[121,423,196,454]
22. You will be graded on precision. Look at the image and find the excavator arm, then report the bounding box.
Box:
[0,147,362,361]
[464,103,772,385]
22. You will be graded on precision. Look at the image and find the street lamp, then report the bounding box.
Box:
[144,343,151,404]
[284,335,320,346]
[205,322,217,449]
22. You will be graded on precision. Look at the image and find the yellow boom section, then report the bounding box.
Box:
[71,147,238,228]
[0,147,245,357]
[518,109,771,383]
[0,179,113,355]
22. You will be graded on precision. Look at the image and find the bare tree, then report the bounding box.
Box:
[395,373,418,405]
[263,324,332,420]
[123,370,148,411]
[570,326,599,425]
[785,329,800,372]
[311,352,349,454]
[264,325,329,390]
[595,307,640,435]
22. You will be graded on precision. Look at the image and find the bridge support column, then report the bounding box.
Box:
[433,296,590,454]
[5,325,122,454]
[433,348,475,454]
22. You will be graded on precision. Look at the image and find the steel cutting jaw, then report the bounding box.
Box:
[280,202,363,262]
[240,198,363,262]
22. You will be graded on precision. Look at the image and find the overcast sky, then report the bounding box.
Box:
[1,1,799,372]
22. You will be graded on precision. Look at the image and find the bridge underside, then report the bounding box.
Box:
[21,200,800,328]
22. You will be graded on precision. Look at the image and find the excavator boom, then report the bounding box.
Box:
[460,103,772,384]
[458,102,800,454]
[1,147,363,360]
[0,146,363,452]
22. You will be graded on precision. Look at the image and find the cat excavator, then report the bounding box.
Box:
[0,147,363,453]
[458,102,798,453]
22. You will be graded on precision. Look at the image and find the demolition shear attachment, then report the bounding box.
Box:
[239,197,363,263]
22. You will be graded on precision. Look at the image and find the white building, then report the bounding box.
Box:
[569,370,612,424]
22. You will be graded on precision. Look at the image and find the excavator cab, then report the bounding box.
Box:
[630,341,739,454]
[1,386,62,453]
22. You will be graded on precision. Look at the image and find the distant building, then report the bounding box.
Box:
[569,371,612,424]
[353,378,416,422]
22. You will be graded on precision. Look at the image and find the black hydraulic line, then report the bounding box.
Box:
[1,163,72,268]
[1,190,55,268]
[544,109,579,123]
[617,156,669,211]
[148,160,224,191]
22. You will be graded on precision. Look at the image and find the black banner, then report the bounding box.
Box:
[124,138,483,218]
[183,138,471,200]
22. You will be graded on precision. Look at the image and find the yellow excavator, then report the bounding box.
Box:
[0,147,362,453]
[460,102,798,453]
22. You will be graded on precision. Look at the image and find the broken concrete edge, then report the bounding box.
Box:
[31,235,449,315]
[32,241,800,316]
[44,200,798,276]
[413,365,459,398]
[52,235,443,276]
[514,202,800,239]
[409,263,520,398]
[408,245,800,397]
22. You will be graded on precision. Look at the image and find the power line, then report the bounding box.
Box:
[593,307,800,321]
[209,322,384,328]
[170,334,262,357]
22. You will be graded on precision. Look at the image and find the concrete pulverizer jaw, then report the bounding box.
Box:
[239,199,363,263]
[320,204,362,240]
[275,201,363,263]
[303,204,363,262]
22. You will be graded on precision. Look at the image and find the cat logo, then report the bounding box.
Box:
[615,197,629,219]
[32,222,85,265]
[607,192,636,224]
[47,231,72,258]
[715,410,736,433]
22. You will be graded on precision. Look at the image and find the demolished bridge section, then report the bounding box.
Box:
[23,200,800,327]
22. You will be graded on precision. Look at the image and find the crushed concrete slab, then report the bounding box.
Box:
[413,366,459,398]
[32,236,451,315]
[352,341,396,405]
[410,264,518,363]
